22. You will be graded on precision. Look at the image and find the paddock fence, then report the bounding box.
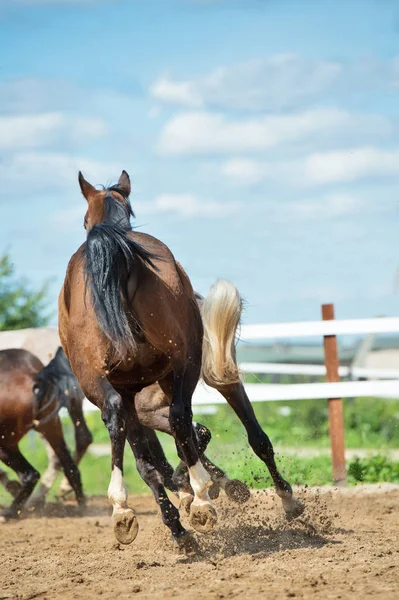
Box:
[1,304,399,485]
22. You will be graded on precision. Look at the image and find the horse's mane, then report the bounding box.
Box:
[33,347,83,421]
[83,184,159,360]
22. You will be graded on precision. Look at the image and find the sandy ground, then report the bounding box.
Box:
[0,485,398,600]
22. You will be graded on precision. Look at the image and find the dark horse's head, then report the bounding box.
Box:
[33,347,83,424]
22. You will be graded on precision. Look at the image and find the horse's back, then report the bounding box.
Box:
[0,348,43,377]
[0,349,42,440]
[130,232,202,358]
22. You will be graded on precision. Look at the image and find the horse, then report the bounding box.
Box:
[58,169,303,554]
[0,348,86,521]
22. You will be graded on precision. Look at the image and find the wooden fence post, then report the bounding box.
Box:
[322,304,347,486]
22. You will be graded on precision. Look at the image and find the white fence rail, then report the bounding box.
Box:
[81,315,399,412]
[240,362,399,380]
[240,316,399,340]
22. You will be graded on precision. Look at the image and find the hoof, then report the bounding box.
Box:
[76,498,87,516]
[189,502,217,534]
[179,494,194,515]
[58,489,75,501]
[174,532,200,556]
[25,496,46,512]
[0,508,17,523]
[224,479,251,504]
[5,481,22,499]
[282,496,305,520]
[113,508,139,545]
[208,481,220,500]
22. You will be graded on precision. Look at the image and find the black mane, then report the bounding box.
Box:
[33,347,83,418]
[83,182,159,360]
[103,185,135,229]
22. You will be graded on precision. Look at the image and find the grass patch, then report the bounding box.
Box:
[1,396,399,506]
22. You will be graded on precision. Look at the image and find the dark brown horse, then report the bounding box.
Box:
[59,170,303,553]
[0,348,86,521]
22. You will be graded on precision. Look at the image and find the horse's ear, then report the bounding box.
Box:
[78,171,96,201]
[118,170,131,197]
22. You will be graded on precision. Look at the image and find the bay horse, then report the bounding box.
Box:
[59,170,303,553]
[0,348,86,521]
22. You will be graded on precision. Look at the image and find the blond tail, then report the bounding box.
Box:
[200,279,242,387]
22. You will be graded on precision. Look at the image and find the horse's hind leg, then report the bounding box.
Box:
[0,467,22,498]
[0,446,40,521]
[38,416,86,512]
[218,382,304,518]
[160,366,217,535]
[25,439,61,509]
[59,394,93,499]
[173,422,250,506]
[126,407,197,556]
[143,427,177,492]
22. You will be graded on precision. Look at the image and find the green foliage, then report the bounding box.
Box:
[0,252,50,330]
[348,454,399,483]
[1,395,399,505]
[195,396,399,449]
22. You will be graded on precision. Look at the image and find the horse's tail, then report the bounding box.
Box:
[84,225,157,360]
[200,279,242,387]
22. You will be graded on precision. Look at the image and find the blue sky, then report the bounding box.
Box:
[0,0,399,326]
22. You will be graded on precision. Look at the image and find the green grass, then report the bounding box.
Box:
[1,396,399,506]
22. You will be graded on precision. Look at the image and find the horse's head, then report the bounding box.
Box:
[78,170,133,233]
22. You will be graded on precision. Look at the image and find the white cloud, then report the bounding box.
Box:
[151,54,399,112]
[222,146,399,188]
[157,109,391,156]
[303,147,399,186]
[0,152,120,196]
[150,77,203,108]
[140,193,238,218]
[222,158,265,185]
[289,194,361,220]
[151,55,342,111]
[0,112,108,151]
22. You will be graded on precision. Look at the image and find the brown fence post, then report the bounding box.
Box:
[322,303,347,486]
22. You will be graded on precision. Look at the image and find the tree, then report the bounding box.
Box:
[0,252,50,331]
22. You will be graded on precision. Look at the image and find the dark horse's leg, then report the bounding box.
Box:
[173,422,250,507]
[159,365,217,534]
[36,415,86,511]
[142,427,177,492]
[216,382,304,518]
[58,394,93,499]
[124,401,198,555]
[95,379,138,545]
[135,386,250,507]
[0,467,22,498]
[0,446,40,521]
